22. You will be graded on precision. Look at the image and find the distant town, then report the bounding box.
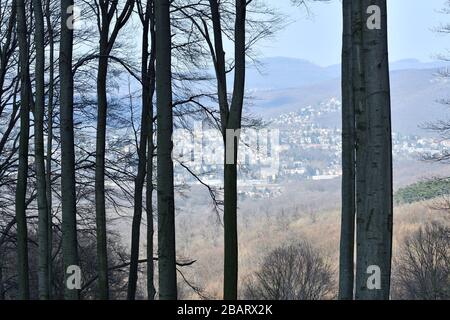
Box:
[170,98,449,199]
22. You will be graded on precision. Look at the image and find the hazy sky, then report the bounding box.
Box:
[257,0,449,66]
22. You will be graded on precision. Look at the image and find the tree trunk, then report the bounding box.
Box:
[95,36,110,299]
[60,0,80,300]
[208,0,246,300]
[155,0,177,300]
[127,0,152,300]
[15,0,31,300]
[32,0,50,300]
[146,2,157,300]
[338,0,356,300]
[354,0,393,300]
[223,0,246,300]
[94,0,135,299]
[44,0,54,299]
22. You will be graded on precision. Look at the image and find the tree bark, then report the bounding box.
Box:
[32,0,50,300]
[354,0,393,300]
[146,1,156,300]
[95,25,110,300]
[15,0,31,300]
[94,0,135,300]
[60,0,80,300]
[127,0,154,300]
[208,0,246,300]
[155,0,177,300]
[44,0,54,299]
[338,0,356,300]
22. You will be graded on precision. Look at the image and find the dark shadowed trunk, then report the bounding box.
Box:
[44,0,54,298]
[32,0,50,300]
[208,0,247,300]
[15,0,31,300]
[146,1,156,300]
[94,0,135,300]
[338,0,356,300]
[95,22,110,299]
[60,0,80,300]
[156,0,177,300]
[128,0,155,300]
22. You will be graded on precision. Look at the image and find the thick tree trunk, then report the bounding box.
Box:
[354,0,393,300]
[32,0,50,300]
[60,0,80,300]
[15,0,31,300]
[338,0,356,300]
[44,0,54,298]
[155,0,177,300]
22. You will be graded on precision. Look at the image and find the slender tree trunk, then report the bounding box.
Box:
[208,0,246,300]
[155,0,177,300]
[15,0,30,300]
[354,0,393,300]
[95,38,110,299]
[44,0,54,299]
[60,0,80,300]
[127,0,152,300]
[146,2,156,300]
[338,0,356,300]
[223,0,246,300]
[32,0,50,300]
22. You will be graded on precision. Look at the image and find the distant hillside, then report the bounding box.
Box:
[246,57,450,135]
[394,178,450,204]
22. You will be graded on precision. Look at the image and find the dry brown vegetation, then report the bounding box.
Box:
[172,177,449,299]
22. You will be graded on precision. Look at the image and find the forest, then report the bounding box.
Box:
[0,0,449,302]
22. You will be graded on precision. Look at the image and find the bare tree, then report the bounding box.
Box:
[15,0,31,300]
[32,0,51,300]
[60,0,80,300]
[392,223,450,300]
[127,0,156,300]
[92,0,135,300]
[243,241,335,300]
[155,0,177,300]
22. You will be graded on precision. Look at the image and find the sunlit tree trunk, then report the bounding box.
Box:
[354,0,393,300]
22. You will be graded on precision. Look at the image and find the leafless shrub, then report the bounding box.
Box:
[243,241,335,300]
[392,222,450,300]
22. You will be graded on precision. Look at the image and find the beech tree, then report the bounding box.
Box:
[352,0,393,300]
[60,0,80,300]
[32,0,51,300]
[15,0,31,300]
[338,0,356,300]
[127,0,156,300]
[92,0,135,300]
[155,0,177,300]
